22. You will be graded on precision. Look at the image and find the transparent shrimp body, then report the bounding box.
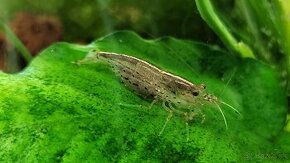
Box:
[77,50,241,138]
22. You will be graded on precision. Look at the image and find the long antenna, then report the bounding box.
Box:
[219,68,237,95]
[214,102,228,129]
[220,101,242,117]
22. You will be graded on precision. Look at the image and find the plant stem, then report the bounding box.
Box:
[0,22,33,63]
[195,0,255,59]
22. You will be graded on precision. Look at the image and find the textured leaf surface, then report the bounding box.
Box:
[0,31,287,162]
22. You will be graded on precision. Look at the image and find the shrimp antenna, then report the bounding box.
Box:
[220,101,242,117]
[214,102,228,129]
[219,68,237,95]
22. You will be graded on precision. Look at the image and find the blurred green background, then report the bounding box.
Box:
[0,0,217,42]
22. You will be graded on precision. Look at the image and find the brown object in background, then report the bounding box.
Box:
[10,12,62,56]
[0,12,63,72]
[0,33,7,69]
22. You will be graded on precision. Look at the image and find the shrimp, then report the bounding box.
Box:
[77,50,241,139]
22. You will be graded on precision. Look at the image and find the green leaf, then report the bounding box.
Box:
[209,0,290,94]
[0,31,287,162]
[195,0,255,59]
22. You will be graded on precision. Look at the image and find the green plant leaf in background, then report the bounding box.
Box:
[203,0,290,95]
[0,31,288,162]
[195,0,255,59]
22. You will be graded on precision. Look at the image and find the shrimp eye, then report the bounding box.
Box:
[192,91,199,96]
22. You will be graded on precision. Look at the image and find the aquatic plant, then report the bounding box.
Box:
[0,0,289,162]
